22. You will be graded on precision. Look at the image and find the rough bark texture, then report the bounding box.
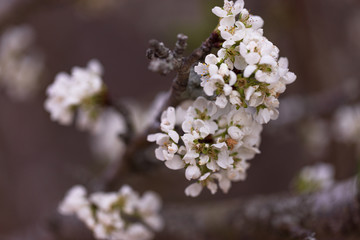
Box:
[97,32,220,191]
[3,178,360,240]
[157,178,360,240]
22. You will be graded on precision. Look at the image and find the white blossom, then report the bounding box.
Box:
[59,185,163,240]
[212,0,244,18]
[148,0,296,197]
[44,59,104,126]
[218,16,246,47]
[184,182,203,197]
[0,25,44,101]
[148,97,262,196]
[199,62,237,109]
[194,54,220,82]
[194,0,296,124]
[58,185,89,215]
[160,106,176,133]
[90,108,127,161]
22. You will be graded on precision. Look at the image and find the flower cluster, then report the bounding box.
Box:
[0,25,44,101]
[44,59,105,126]
[148,97,262,197]
[194,0,296,124]
[45,60,127,161]
[59,185,163,240]
[148,0,296,197]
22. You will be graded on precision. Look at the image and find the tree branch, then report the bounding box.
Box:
[158,177,360,240]
[95,32,220,190]
[4,177,360,240]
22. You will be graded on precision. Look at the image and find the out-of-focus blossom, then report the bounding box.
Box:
[0,25,44,101]
[90,108,127,161]
[301,119,330,158]
[333,104,360,147]
[44,59,104,126]
[59,185,163,240]
[45,60,128,162]
[294,163,335,194]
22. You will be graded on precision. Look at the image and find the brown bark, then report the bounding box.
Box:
[4,178,360,240]
[158,178,360,240]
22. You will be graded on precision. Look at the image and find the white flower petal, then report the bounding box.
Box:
[185,165,201,180]
[206,181,218,194]
[168,130,179,143]
[212,6,227,18]
[165,155,185,170]
[244,65,257,78]
[185,183,203,197]
[215,94,228,108]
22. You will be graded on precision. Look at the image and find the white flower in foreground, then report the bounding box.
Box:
[218,16,246,47]
[212,0,244,18]
[0,25,44,101]
[44,59,104,126]
[199,62,237,108]
[147,0,296,197]
[194,0,296,124]
[59,185,163,240]
[160,106,176,133]
[239,9,264,30]
[194,54,220,82]
[149,97,262,197]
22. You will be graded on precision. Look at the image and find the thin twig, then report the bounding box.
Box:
[96,32,220,190]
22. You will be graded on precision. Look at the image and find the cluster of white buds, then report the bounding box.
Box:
[194,0,296,124]
[148,0,296,197]
[148,97,262,197]
[59,185,163,240]
[44,59,105,126]
[0,25,44,101]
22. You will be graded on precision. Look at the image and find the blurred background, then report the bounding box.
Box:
[0,0,359,237]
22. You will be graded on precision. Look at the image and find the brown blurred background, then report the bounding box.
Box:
[0,0,359,237]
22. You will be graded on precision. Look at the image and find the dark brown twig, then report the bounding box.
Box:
[95,32,220,190]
